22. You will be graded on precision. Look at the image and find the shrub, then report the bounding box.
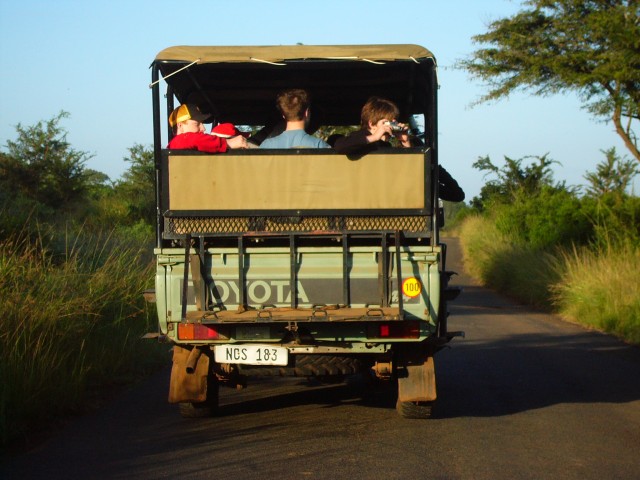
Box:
[493,186,592,249]
[581,193,640,250]
[457,149,639,346]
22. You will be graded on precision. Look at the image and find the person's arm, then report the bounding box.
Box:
[169,132,228,152]
[194,133,228,153]
[438,165,465,202]
[333,130,374,154]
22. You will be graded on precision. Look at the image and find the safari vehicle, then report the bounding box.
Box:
[148,44,462,419]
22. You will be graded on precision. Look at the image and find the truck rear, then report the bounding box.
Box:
[148,44,462,418]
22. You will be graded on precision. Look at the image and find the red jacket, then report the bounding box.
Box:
[168,132,228,153]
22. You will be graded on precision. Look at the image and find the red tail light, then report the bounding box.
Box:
[368,321,420,339]
[178,323,220,340]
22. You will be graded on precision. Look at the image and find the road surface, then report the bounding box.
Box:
[2,238,639,479]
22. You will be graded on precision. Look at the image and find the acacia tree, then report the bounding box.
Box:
[458,0,640,162]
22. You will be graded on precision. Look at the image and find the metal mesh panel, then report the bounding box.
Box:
[165,216,431,236]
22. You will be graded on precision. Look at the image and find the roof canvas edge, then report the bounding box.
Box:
[154,44,435,64]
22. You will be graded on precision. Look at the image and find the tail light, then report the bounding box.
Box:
[178,323,220,340]
[367,321,420,339]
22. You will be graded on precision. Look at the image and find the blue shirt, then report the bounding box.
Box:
[260,129,330,149]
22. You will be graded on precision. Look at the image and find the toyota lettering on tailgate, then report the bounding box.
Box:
[213,279,311,303]
[178,278,416,306]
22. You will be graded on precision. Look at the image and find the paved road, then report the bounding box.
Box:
[3,238,639,480]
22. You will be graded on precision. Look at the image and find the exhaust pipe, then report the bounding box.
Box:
[185,347,203,374]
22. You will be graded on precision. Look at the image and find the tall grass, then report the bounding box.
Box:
[0,226,167,447]
[458,215,560,308]
[458,215,640,345]
[552,245,640,344]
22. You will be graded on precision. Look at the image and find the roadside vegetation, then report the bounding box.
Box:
[452,150,640,345]
[453,0,639,345]
[0,113,166,448]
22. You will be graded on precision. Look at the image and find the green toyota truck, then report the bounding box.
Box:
[148,44,463,418]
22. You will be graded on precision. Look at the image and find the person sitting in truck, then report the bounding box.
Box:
[333,97,465,202]
[259,89,330,149]
[168,104,248,152]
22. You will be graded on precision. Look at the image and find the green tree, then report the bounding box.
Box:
[584,147,639,197]
[494,186,591,248]
[114,144,155,225]
[471,153,560,208]
[0,111,93,209]
[458,0,640,162]
[471,154,592,248]
[582,147,640,248]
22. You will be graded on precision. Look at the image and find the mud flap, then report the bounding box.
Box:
[397,356,437,403]
[168,345,210,403]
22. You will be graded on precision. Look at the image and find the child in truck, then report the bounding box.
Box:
[333,97,465,202]
[168,104,248,152]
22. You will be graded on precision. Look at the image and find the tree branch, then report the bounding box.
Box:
[612,101,640,163]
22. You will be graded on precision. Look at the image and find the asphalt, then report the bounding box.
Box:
[2,237,639,480]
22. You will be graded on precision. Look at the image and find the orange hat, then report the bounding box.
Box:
[168,104,211,127]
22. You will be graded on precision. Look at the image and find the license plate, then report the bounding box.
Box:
[214,345,288,366]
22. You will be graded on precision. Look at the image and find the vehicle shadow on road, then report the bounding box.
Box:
[216,375,396,417]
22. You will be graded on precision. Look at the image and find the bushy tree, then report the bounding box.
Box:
[582,148,640,247]
[459,0,640,162]
[114,144,155,225]
[494,186,592,249]
[470,153,594,248]
[471,153,560,209]
[584,147,639,197]
[0,111,93,209]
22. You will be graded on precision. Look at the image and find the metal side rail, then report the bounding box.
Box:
[183,305,404,324]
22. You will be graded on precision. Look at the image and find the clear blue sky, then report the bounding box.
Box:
[0,0,635,199]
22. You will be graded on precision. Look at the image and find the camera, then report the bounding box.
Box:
[384,120,407,132]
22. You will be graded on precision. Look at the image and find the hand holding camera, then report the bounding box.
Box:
[384,120,408,132]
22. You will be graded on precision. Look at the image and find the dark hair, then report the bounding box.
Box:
[360,97,400,129]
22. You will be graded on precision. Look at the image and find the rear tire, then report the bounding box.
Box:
[396,399,433,419]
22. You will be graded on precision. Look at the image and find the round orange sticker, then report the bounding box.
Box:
[402,277,422,298]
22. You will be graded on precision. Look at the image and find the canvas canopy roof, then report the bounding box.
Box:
[152,44,437,127]
[155,44,434,65]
